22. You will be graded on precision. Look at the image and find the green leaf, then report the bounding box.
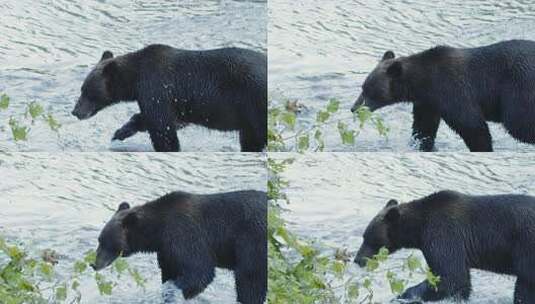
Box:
[407,255,421,272]
[363,278,372,289]
[337,121,355,145]
[355,106,372,126]
[347,284,359,299]
[0,94,9,110]
[376,247,389,262]
[84,250,96,265]
[326,99,340,113]
[55,283,67,301]
[74,260,87,274]
[331,260,345,278]
[387,271,405,295]
[341,130,355,145]
[39,262,54,280]
[6,244,24,260]
[365,258,379,272]
[314,129,324,151]
[128,268,145,287]
[8,118,29,141]
[95,273,113,295]
[297,135,309,151]
[71,279,80,290]
[113,258,128,274]
[426,267,441,290]
[374,117,389,136]
[27,102,44,120]
[316,110,330,123]
[281,112,296,129]
[45,113,61,132]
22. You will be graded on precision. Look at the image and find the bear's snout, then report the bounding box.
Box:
[71,109,81,119]
[354,255,368,267]
[351,94,365,113]
[71,98,98,120]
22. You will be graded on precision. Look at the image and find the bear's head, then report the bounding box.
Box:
[72,51,131,120]
[92,202,137,271]
[351,51,408,113]
[354,199,402,267]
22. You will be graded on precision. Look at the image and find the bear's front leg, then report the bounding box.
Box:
[138,97,181,151]
[170,263,215,300]
[514,278,535,304]
[417,236,472,302]
[112,113,147,141]
[411,103,441,152]
[158,242,215,300]
[398,280,438,302]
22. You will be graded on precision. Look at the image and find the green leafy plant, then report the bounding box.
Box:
[268,98,389,152]
[0,237,145,303]
[0,93,62,142]
[267,158,439,303]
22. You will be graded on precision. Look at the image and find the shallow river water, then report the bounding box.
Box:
[271,152,535,303]
[0,152,266,303]
[269,0,535,151]
[0,0,266,152]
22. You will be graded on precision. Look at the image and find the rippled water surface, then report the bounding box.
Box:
[0,0,266,151]
[0,152,266,303]
[271,153,535,303]
[269,0,535,151]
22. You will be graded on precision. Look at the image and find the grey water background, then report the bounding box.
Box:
[0,152,267,303]
[271,153,535,303]
[0,0,266,152]
[269,0,535,152]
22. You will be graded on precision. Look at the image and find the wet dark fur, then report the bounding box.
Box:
[357,190,535,303]
[82,45,267,152]
[107,190,267,303]
[355,40,535,152]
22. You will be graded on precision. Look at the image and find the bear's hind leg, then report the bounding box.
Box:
[501,93,535,144]
[235,269,266,304]
[513,240,535,303]
[239,128,265,152]
[442,109,492,152]
[514,278,535,304]
[238,96,266,152]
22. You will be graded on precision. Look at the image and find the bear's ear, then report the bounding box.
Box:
[123,212,138,228]
[386,61,403,78]
[118,202,130,211]
[384,206,401,222]
[100,51,114,62]
[385,199,398,208]
[382,50,395,61]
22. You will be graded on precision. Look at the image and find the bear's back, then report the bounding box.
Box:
[415,190,535,229]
